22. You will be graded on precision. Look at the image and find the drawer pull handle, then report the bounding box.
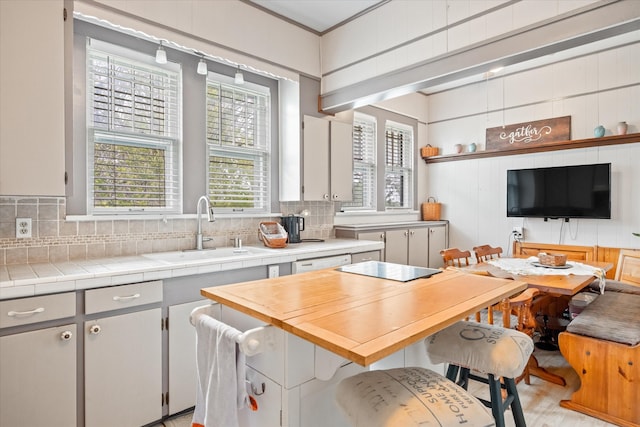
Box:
[7,307,45,317]
[60,330,73,341]
[112,293,141,302]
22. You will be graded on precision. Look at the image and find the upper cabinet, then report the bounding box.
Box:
[302,115,353,201]
[0,0,68,196]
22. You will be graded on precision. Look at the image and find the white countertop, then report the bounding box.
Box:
[333,221,448,231]
[0,239,384,300]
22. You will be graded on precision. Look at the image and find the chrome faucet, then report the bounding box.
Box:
[196,195,215,250]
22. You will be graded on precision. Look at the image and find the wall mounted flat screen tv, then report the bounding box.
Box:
[507,163,611,219]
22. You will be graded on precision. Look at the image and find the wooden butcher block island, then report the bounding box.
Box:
[201,263,527,366]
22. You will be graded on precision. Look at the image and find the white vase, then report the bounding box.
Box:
[617,121,628,135]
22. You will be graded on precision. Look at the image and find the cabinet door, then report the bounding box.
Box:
[351,250,381,263]
[408,228,429,268]
[0,324,77,427]
[168,300,219,415]
[303,115,330,200]
[385,229,409,265]
[0,0,65,196]
[428,226,447,268]
[357,231,386,261]
[85,309,162,427]
[330,120,353,201]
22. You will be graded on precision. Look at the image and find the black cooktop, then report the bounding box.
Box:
[336,261,442,282]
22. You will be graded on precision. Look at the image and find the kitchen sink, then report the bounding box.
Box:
[142,246,273,263]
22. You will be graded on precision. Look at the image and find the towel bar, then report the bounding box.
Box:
[190,304,276,356]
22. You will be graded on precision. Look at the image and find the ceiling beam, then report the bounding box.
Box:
[320,0,640,114]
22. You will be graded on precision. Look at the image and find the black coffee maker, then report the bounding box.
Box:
[281,214,305,243]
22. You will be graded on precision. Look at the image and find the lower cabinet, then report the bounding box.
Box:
[0,292,77,427]
[0,324,77,427]
[336,222,448,268]
[84,308,162,427]
[427,225,447,268]
[84,281,163,427]
[385,228,430,267]
[168,300,219,415]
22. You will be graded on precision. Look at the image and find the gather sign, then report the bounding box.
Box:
[486,116,571,151]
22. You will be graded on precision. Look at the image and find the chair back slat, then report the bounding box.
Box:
[440,248,471,267]
[473,245,503,263]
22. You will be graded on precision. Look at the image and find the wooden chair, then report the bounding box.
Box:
[473,244,503,263]
[440,247,471,267]
[473,245,505,324]
[440,248,477,321]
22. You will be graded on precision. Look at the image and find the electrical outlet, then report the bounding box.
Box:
[512,226,524,240]
[16,218,32,239]
[268,265,279,278]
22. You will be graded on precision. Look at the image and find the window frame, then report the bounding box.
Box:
[85,38,183,215]
[205,74,271,214]
[384,120,414,210]
[342,112,377,211]
[70,19,281,218]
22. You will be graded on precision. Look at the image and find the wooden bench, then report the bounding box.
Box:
[558,249,640,427]
[512,241,596,262]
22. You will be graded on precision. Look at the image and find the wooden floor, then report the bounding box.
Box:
[469,347,617,427]
[158,348,617,427]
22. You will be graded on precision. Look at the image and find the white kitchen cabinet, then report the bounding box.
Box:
[427,225,447,268]
[303,115,353,201]
[168,300,220,415]
[84,281,162,427]
[385,227,429,267]
[351,250,381,263]
[0,0,67,196]
[0,292,77,427]
[1,324,77,426]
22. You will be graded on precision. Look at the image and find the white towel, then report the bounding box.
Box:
[192,314,249,427]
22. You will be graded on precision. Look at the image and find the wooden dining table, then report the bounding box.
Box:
[464,257,613,386]
[465,258,613,296]
[201,265,527,366]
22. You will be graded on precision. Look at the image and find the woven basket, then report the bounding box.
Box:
[538,252,567,266]
[421,197,442,221]
[420,145,439,157]
[258,222,288,248]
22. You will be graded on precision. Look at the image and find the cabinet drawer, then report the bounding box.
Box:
[0,292,76,328]
[351,251,381,263]
[85,281,162,315]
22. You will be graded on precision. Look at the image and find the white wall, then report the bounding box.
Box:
[320,0,601,93]
[425,42,640,252]
[76,0,321,80]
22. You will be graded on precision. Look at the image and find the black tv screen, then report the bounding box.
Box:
[507,163,611,219]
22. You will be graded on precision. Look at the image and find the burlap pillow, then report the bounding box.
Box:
[336,367,494,427]
[425,321,533,379]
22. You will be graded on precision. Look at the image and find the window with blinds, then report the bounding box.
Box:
[343,113,376,210]
[86,41,181,214]
[206,78,270,213]
[385,121,414,209]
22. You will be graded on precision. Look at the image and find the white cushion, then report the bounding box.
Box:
[425,321,533,379]
[336,367,495,427]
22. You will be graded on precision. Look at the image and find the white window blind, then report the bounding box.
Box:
[385,121,414,209]
[343,113,376,210]
[206,79,270,213]
[86,41,181,214]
